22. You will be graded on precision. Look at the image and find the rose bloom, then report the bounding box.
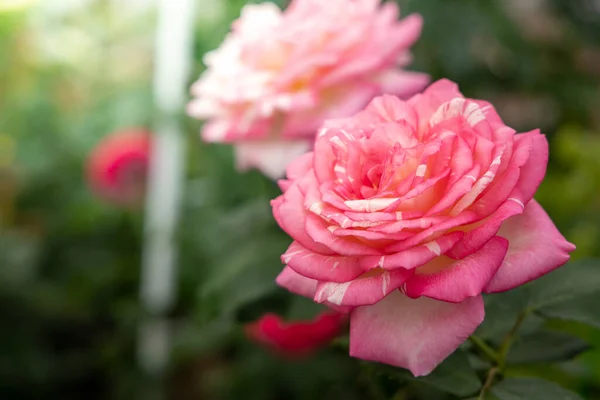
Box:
[187,0,428,179]
[271,79,575,376]
[245,311,346,357]
[87,128,152,207]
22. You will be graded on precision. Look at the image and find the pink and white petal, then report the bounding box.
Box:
[469,130,540,216]
[486,200,576,293]
[235,140,312,180]
[384,211,479,253]
[408,79,464,132]
[329,227,412,242]
[449,142,506,216]
[276,266,317,299]
[446,198,524,259]
[360,231,464,270]
[314,268,412,307]
[305,213,382,256]
[285,82,379,141]
[514,131,548,204]
[377,70,430,100]
[278,179,292,192]
[277,266,351,313]
[470,166,520,218]
[428,98,492,132]
[285,151,314,180]
[405,236,508,302]
[349,292,484,376]
[271,184,335,255]
[318,15,423,87]
[425,165,480,216]
[362,94,419,127]
[471,100,507,131]
[283,241,364,283]
[313,128,347,184]
[200,120,232,142]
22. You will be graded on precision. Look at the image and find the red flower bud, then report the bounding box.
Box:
[87,128,152,207]
[245,311,346,357]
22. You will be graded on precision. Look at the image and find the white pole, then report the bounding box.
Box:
[139,0,195,379]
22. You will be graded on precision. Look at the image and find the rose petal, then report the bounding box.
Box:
[349,292,484,376]
[485,200,575,293]
[361,93,419,128]
[405,236,508,302]
[305,213,382,256]
[384,211,478,253]
[276,266,317,298]
[514,131,548,204]
[318,13,424,87]
[235,140,312,179]
[285,151,315,180]
[360,231,464,270]
[283,241,364,283]
[378,70,430,99]
[409,79,464,132]
[276,267,352,313]
[272,183,335,255]
[245,311,346,356]
[446,197,524,259]
[314,268,412,307]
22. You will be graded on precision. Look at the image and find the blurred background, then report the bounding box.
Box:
[1,0,600,399]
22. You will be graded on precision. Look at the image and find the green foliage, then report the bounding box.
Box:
[413,350,482,397]
[491,378,584,400]
[506,331,590,365]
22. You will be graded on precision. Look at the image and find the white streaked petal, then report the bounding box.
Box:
[430,98,486,128]
[281,250,304,264]
[508,197,525,208]
[309,201,325,215]
[415,164,427,177]
[330,135,348,151]
[345,198,399,212]
[381,270,391,297]
[425,241,442,256]
[334,165,347,174]
[316,282,352,305]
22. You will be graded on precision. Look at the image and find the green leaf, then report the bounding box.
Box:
[490,378,583,400]
[371,349,480,397]
[414,349,481,397]
[507,330,590,364]
[527,259,600,311]
[476,288,534,343]
[538,293,600,329]
[524,259,600,329]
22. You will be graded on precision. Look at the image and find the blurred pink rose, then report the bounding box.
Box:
[187,0,428,179]
[87,128,151,207]
[271,79,575,376]
[245,311,347,357]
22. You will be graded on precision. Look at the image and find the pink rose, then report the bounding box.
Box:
[271,79,575,376]
[187,0,429,179]
[87,128,151,207]
[245,311,347,357]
